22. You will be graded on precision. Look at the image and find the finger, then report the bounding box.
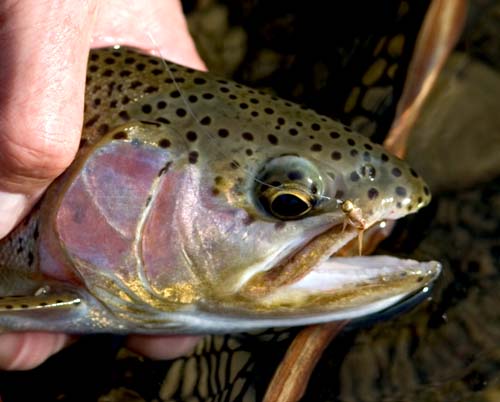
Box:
[91,0,206,71]
[0,0,99,237]
[0,332,73,370]
[126,335,201,360]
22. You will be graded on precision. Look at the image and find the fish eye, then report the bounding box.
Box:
[262,185,313,219]
[254,155,324,220]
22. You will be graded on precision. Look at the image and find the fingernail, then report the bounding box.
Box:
[0,192,30,238]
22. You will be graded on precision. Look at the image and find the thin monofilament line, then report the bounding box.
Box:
[144,33,333,204]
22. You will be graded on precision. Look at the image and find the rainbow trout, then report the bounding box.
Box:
[0,47,440,334]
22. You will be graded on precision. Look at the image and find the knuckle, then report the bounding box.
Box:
[0,127,79,182]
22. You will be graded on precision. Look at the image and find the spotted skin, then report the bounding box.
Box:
[0,47,434,334]
[83,47,429,217]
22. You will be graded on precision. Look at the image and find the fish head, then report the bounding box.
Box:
[34,49,439,332]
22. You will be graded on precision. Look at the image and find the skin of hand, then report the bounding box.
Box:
[0,0,206,370]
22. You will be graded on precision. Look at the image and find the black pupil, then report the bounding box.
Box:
[271,193,310,218]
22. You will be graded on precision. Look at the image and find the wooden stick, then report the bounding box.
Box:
[263,321,347,402]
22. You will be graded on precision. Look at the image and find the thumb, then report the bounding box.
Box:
[0,0,99,238]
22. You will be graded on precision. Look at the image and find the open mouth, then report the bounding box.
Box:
[237,220,442,320]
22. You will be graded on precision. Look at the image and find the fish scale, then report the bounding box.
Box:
[0,46,439,334]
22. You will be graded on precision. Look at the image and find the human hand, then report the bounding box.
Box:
[0,0,205,370]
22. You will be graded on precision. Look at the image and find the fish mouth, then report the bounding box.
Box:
[234,221,441,322]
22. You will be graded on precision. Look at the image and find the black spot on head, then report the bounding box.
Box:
[113,131,128,140]
[103,69,114,77]
[268,134,278,145]
[264,107,274,115]
[410,168,419,178]
[136,63,145,71]
[424,186,430,196]
[350,172,360,182]
[242,132,254,141]
[229,94,237,100]
[347,138,356,146]
[186,131,197,142]
[239,103,249,109]
[251,111,259,117]
[157,100,167,109]
[288,170,304,180]
[139,120,160,127]
[250,98,259,104]
[243,214,255,226]
[395,186,407,197]
[188,95,198,103]
[170,90,181,98]
[350,149,358,157]
[119,70,131,77]
[277,117,285,125]
[156,117,170,124]
[176,108,187,117]
[296,122,303,127]
[331,151,342,160]
[90,53,99,61]
[119,111,130,121]
[125,57,135,64]
[381,153,389,162]
[200,116,211,125]
[289,128,298,136]
[130,80,142,89]
[330,131,340,139]
[188,151,199,164]
[152,69,163,75]
[89,65,98,72]
[141,104,152,114]
[367,188,379,199]
[219,87,229,93]
[361,164,376,179]
[274,221,286,231]
[311,123,321,131]
[218,128,229,138]
[310,143,322,152]
[344,126,352,132]
[97,124,109,135]
[194,77,207,85]
[245,149,253,156]
[392,167,402,177]
[158,139,171,148]
[202,93,214,100]
[364,143,373,150]
[93,98,101,106]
